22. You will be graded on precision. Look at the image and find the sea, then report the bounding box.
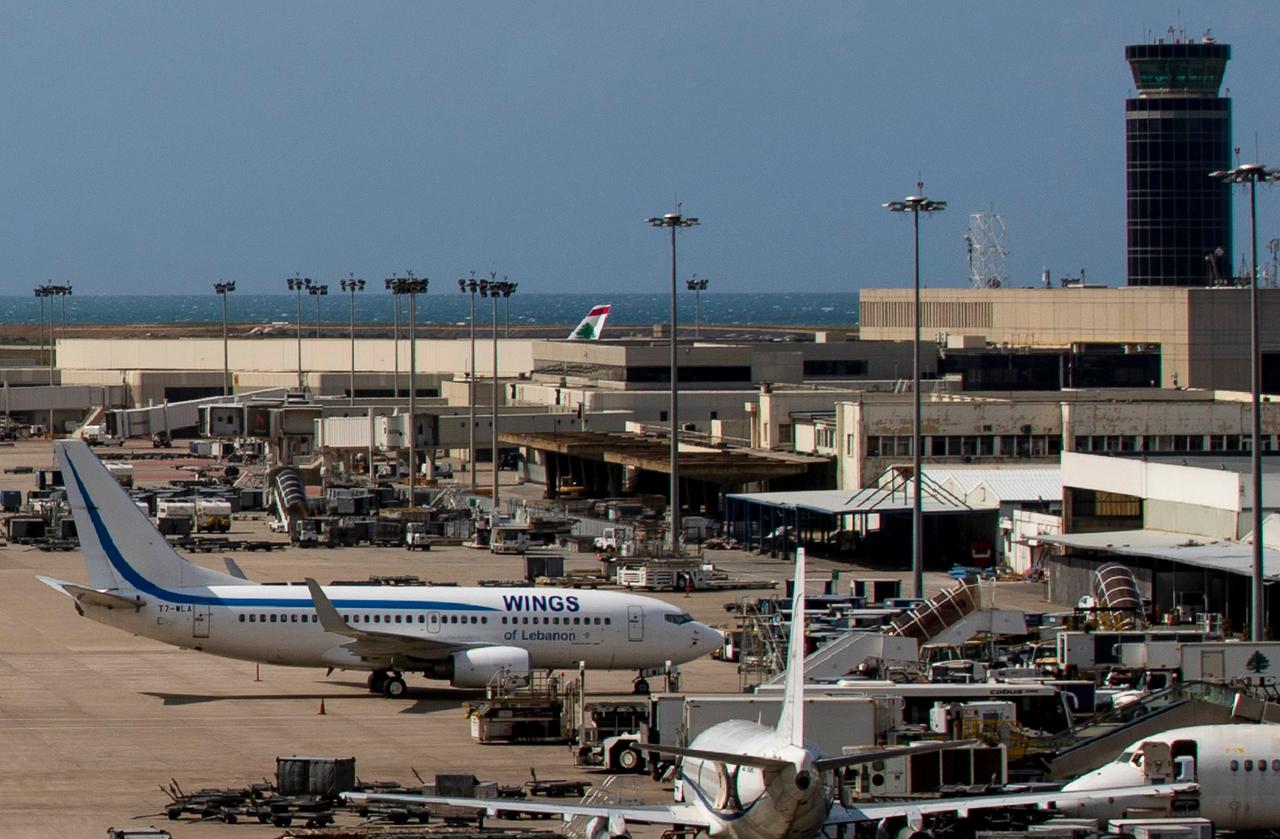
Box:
[4,292,858,328]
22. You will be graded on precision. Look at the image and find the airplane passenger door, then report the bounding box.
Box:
[1201,650,1225,680]
[192,605,210,639]
[426,612,441,634]
[627,606,644,642]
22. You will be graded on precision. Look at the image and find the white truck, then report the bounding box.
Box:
[593,526,634,556]
[490,523,531,555]
[405,521,433,551]
[156,499,195,525]
[617,559,722,592]
[104,462,134,487]
[1117,640,1280,685]
[194,499,232,533]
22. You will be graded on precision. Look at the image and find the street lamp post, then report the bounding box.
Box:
[458,274,480,491]
[286,274,312,390]
[33,285,49,373]
[502,281,518,338]
[1211,162,1280,641]
[884,183,946,600]
[341,275,365,406]
[646,210,700,553]
[385,276,403,400]
[308,283,329,338]
[53,284,72,339]
[389,273,428,506]
[686,275,709,339]
[213,281,236,398]
[480,277,516,517]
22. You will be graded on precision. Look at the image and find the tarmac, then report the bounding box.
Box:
[0,438,1055,838]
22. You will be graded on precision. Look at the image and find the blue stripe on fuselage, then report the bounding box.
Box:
[65,454,495,612]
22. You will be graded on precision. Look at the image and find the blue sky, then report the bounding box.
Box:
[1,2,1276,294]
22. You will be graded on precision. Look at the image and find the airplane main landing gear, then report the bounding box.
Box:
[383,674,407,698]
[368,669,407,697]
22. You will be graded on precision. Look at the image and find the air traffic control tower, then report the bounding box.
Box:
[1125,38,1233,286]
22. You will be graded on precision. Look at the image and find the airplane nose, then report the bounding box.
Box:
[696,624,725,652]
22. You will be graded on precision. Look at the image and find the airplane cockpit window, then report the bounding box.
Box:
[665,612,695,625]
[1115,751,1134,764]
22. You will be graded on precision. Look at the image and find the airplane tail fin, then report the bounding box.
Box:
[567,304,610,340]
[776,547,807,748]
[55,440,245,592]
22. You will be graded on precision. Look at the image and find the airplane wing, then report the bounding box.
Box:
[640,743,791,770]
[37,575,146,611]
[640,738,979,773]
[342,791,708,829]
[827,782,1197,826]
[813,739,978,773]
[305,578,479,660]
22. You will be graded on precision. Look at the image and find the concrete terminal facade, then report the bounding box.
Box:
[859,286,1280,391]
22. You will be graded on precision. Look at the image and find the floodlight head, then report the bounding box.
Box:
[1211,163,1280,184]
[647,211,700,229]
[885,194,946,214]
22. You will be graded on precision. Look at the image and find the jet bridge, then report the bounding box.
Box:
[1047,682,1280,780]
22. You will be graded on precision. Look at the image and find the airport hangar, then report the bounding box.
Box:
[1040,451,1280,634]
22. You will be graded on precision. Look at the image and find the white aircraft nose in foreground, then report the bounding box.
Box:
[38,440,721,697]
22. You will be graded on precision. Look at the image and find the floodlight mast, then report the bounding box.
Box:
[646,211,699,553]
[213,281,236,397]
[458,274,480,491]
[686,275,709,338]
[340,275,365,406]
[1211,162,1280,642]
[286,274,312,390]
[884,184,946,600]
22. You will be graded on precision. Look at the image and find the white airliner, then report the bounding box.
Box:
[567,304,610,340]
[346,548,1275,839]
[37,441,721,697]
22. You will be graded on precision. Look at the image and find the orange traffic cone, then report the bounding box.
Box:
[318,698,327,716]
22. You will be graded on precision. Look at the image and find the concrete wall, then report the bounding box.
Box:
[1144,499,1238,541]
[56,338,537,378]
[859,286,1280,391]
[835,392,1280,490]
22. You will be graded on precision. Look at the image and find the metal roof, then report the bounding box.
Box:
[1037,528,1280,580]
[925,466,1062,504]
[725,487,971,516]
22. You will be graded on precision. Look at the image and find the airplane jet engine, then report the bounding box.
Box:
[427,646,531,688]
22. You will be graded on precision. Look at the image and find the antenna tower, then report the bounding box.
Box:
[965,212,1008,288]
[1267,237,1280,288]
